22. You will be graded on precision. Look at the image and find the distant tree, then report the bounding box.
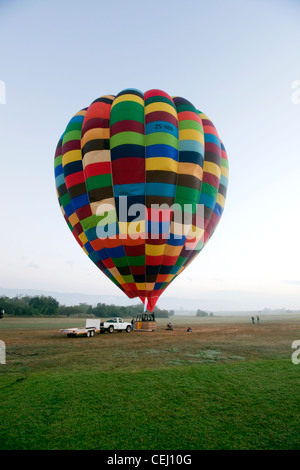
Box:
[0,297,11,315]
[0,296,13,315]
[59,303,93,316]
[0,295,173,318]
[0,296,34,316]
[86,303,170,318]
[78,303,91,313]
[28,296,59,316]
[0,295,59,316]
[196,309,208,317]
[153,306,169,318]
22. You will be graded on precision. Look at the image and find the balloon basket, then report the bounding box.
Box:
[134,321,157,332]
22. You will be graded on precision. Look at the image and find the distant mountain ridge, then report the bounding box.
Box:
[1,286,299,316]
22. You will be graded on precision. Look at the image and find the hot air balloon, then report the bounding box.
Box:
[54,89,228,313]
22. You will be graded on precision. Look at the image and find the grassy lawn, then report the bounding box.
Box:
[0,315,299,450]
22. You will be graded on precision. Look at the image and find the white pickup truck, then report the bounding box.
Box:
[100,317,132,334]
[60,319,100,338]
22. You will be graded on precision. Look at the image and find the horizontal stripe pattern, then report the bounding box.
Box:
[144,90,179,307]
[81,96,137,298]
[54,89,228,311]
[55,116,125,292]
[110,89,146,295]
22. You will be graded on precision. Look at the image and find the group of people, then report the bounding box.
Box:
[166,323,192,332]
[251,316,260,324]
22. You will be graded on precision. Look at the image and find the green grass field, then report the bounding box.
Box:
[0,315,299,450]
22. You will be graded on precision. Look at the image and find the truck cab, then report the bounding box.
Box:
[100,317,132,333]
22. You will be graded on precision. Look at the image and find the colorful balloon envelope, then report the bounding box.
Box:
[54,89,228,311]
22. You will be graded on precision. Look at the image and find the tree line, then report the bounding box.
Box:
[0,295,172,318]
[196,309,214,317]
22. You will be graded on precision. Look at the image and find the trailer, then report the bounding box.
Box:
[60,319,100,338]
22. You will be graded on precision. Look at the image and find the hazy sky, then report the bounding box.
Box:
[0,0,300,311]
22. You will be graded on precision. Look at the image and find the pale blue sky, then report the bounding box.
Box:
[0,0,300,311]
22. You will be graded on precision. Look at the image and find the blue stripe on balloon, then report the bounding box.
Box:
[55,173,65,187]
[146,182,176,198]
[146,121,178,138]
[213,202,223,217]
[70,193,90,210]
[55,164,63,179]
[179,140,204,155]
[179,151,204,166]
[167,233,186,245]
[153,282,164,290]
[107,245,126,259]
[111,144,144,160]
[64,202,75,218]
[114,183,145,197]
[220,175,228,187]
[204,134,221,146]
[69,115,85,124]
[146,144,178,161]
[199,193,216,209]
[63,160,83,177]
[84,242,94,255]
[170,265,180,275]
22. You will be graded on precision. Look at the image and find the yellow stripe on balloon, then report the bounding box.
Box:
[62,149,82,165]
[146,244,166,256]
[136,283,146,290]
[146,157,178,173]
[115,275,126,285]
[83,150,111,166]
[145,102,178,119]
[179,129,204,145]
[178,162,203,180]
[217,193,226,208]
[112,93,144,107]
[68,212,80,227]
[164,244,182,257]
[81,128,110,147]
[203,161,221,178]
[78,231,89,245]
